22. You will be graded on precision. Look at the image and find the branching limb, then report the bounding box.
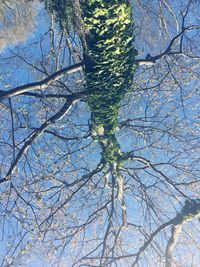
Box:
[136,25,200,66]
[131,199,200,266]
[165,199,200,267]
[0,62,83,101]
[0,97,80,184]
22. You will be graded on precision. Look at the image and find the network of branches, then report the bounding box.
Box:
[0,0,200,267]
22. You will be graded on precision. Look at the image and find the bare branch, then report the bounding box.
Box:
[0,97,80,184]
[136,25,200,65]
[0,62,83,100]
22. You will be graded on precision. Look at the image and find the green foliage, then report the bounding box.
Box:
[82,0,137,138]
[43,0,138,164]
[82,0,137,163]
[101,135,123,164]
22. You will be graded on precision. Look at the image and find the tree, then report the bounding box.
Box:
[0,0,200,266]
